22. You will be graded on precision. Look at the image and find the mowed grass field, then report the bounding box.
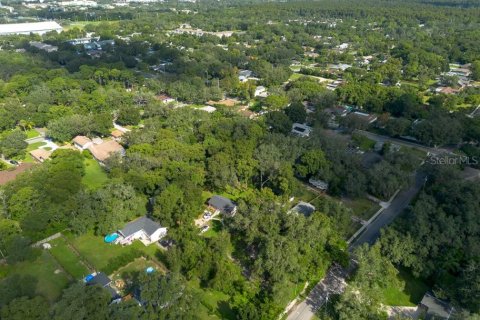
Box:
[380,268,429,306]
[82,158,108,190]
[65,232,160,272]
[50,237,90,279]
[188,278,236,320]
[343,197,381,221]
[0,251,71,303]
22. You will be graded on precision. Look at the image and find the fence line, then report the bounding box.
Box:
[32,232,62,247]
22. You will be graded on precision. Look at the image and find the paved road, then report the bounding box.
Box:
[286,172,426,320]
[286,265,349,320]
[354,130,454,156]
[349,172,425,249]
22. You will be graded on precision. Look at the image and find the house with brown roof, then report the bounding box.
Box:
[435,87,460,95]
[155,94,175,104]
[88,140,125,164]
[110,130,124,141]
[0,163,34,185]
[73,136,93,150]
[206,98,239,107]
[72,135,125,164]
[30,149,52,163]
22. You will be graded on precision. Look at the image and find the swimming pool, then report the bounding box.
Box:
[104,233,119,243]
[146,267,155,273]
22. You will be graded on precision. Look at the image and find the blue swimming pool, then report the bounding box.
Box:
[104,233,119,243]
[146,267,155,274]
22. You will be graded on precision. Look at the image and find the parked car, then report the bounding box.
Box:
[200,225,209,233]
[203,212,212,220]
[159,239,176,249]
[9,160,19,165]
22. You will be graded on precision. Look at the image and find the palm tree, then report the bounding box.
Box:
[18,120,35,132]
[18,119,27,132]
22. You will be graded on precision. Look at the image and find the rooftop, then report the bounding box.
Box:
[88,140,124,162]
[0,21,62,35]
[420,293,453,319]
[87,272,111,287]
[119,216,163,238]
[111,130,124,138]
[206,98,239,107]
[208,195,236,214]
[0,163,35,185]
[290,201,316,216]
[73,135,92,147]
[29,149,52,162]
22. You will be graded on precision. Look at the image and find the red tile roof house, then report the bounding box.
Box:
[110,130,124,141]
[155,94,175,104]
[29,149,52,163]
[72,136,125,164]
[435,87,460,95]
[88,139,125,164]
[0,163,35,185]
[73,136,93,150]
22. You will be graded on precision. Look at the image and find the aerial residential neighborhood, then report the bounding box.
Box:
[0,0,479,319]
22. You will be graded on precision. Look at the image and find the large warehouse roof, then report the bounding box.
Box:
[0,21,62,35]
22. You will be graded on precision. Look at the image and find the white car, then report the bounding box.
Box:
[200,225,210,233]
[203,212,212,220]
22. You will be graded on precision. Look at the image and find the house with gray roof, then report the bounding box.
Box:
[207,195,237,217]
[117,216,167,246]
[86,272,111,287]
[86,272,120,299]
[418,293,454,319]
[289,201,316,216]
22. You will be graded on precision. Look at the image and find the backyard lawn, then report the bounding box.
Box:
[188,278,235,320]
[203,219,223,238]
[343,198,381,221]
[113,257,166,277]
[50,236,90,279]
[380,268,429,306]
[352,133,376,151]
[293,181,320,202]
[3,251,71,303]
[27,141,46,151]
[82,158,108,190]
[66,232,160,272]
[25,129,41,139]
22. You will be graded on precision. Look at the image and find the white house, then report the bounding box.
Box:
[73,136,93,150]
[198,106,216,113]
[238,69,253,82]
[291,123,312,137]
[117,216,167,246]
[254,86,268,98]
[309,178,329,191]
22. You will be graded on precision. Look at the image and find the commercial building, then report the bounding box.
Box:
[0,21,62,36]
